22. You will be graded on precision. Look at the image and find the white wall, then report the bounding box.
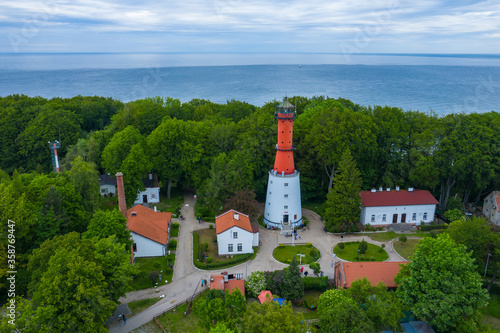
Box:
[264,171,302,229]
[131,232,166,257]
[252,232,259,247]
[483,192,500,225]
[361,204,436,226]
[100,184,116,195]
[217,227,254,255]
[134,187,160,205]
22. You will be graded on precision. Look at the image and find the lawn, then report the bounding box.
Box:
[170,222,180,237]
[129,254,176,291]
[154,188,184,216]
[156,291,207,333]
[272,244,320,265]
[258,215,266,228]
[367,230,431,242]
[302,202,326,218]
[333,241,389,261]
[128,297,161,318]
[393,239,421,260]
[482,282,500,330]
[193,229,257,270]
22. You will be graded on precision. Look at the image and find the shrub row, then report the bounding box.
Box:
[420,224,447,231]
[303,276,328,291]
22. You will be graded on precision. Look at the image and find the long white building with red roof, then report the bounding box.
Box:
[216,210,259,255]
[360,187,438,226]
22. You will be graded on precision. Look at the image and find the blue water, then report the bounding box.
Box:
[0,53,499,114]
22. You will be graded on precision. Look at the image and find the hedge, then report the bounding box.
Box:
[420,224,446,231]
[302,276,328,291]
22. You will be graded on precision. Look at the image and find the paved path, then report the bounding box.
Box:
[109,197,406,332]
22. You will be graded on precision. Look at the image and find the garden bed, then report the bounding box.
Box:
[129,254,176,291]
[333,241,388,261]
[272,244,320,265]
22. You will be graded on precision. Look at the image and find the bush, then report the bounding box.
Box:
[168,239,177,250]
[306,243,312,247]
[420,224,446,231]
[213,237,217,243]
[309,249,319,258]
[200,242,209,253]
[302,276,328,291]
[359,239,368,255]
[309,262,321,276]
[207,257,213,264]
[209,224,214,229]
[171,222,180,230]
[338,243,345,250]
[149,270,159,284]
[399,235,407,243]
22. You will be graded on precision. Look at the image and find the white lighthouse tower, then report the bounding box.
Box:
[264,98,302,230]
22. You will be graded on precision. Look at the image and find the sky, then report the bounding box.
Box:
[1,0,499,54]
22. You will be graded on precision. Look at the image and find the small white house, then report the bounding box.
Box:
[127,204,172,257]
[216,210,259,256]
[360,187,438,226]
[134,173,160,205]
[483,191,500,225]
[99,173,117,196]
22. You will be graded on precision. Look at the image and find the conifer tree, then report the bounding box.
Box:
[282,255,304,301]
[324,149,363,232]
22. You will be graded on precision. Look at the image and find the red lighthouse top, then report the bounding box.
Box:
[273,98,296,175]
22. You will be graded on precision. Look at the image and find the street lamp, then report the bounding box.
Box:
[358,247,360,262]
[485,253,493,277]
[298,254,305,265]
[206,255,209,270]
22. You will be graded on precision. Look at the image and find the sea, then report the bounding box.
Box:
[1,53,499,115]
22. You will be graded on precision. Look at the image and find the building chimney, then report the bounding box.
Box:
[408,187,414,192]
[386,188,390,191]
[379,187,383,191]
[154,206,157,212]
[371,188,376,193]
[116,172,127,219]
[234,213,239,220]
[149,173,153,180]
[396,186,400,191]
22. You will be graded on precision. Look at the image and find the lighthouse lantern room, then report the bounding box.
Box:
[264,98,302,230]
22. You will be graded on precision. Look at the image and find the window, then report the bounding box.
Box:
[284,194,288,198]
[371,215,375,222]
[382,214,386,222]
[268,202,271,206]
[237,243,243,252]
[423,212,428,220]
[412,213,416,221]
[294,214,297,219]
[132,243,137,252]
[228,244,233,252]
[284,183,288,187]
[284,205,288,209]
[269,191,272,195]
[270,181,273,184]
[233,232,238,239]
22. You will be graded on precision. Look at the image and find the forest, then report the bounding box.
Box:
[0,94,499,330]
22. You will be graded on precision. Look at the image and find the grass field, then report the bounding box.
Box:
[129,254,176,291]
[393,239,421,260]
[333,241,389,261]
[128,297,161,318]
[302,202,326,218]
[272,244,320,265]
[170,223,180,237]
[258,215,266,228]
[156,291,207,333]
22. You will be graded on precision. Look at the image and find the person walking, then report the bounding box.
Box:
[123,314,127,326]
[119,315,124,327]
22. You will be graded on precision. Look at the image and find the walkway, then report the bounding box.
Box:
[109,198,406,332]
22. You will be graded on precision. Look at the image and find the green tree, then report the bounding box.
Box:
[242,300,314,333]
[444,209,466,223]
[66,156,100,213]
[101,125,144,174]
[246,271,266,298]
[359,239,368,255]
[281,255,304,301]
[225,287,246,319]
[318,288,374,333]
[120,143,152,207]
[324,149,363,232]
[309,262,321,276]
[31,247,115,332]
[83,209,131,249]
[395,233,488,332]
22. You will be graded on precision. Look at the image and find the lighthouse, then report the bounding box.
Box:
[264,98,302,229]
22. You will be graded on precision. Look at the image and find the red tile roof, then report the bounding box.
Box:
[216,210,252,234]
[209,275,245,295]
[337,261,408,288]
[127,205,171,245]
[361,189,438,207]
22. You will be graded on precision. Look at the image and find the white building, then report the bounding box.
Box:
[360,187,438,226]
[264,170,302,229]
[127,204,172,257]
[483,191,500,225]
[216,210,259,256]
[134,173,160,205]
[99,173,117,196]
